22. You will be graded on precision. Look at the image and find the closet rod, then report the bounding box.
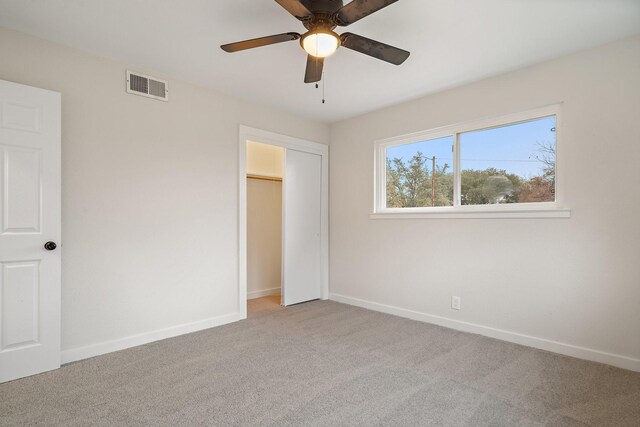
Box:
[247,174,283,182]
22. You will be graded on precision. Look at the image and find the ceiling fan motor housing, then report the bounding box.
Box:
[303,15,338,31]
[301,0,345,30]
[304,0,344,14]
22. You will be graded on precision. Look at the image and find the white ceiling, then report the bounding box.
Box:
[0,0,638,123]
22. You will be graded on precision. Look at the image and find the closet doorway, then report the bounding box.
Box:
[238,126,328,316]
[246,141,284,302]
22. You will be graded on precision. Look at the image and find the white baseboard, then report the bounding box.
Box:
[247,287,281,300]
[61,312,244,364]
[329,293,640,372]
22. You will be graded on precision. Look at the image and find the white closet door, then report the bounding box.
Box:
[0,80,61,383]
[282,148,322,306]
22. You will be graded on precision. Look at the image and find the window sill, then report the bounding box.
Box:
[370,206,571,219]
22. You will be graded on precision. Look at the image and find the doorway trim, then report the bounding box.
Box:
[238,125,329,318]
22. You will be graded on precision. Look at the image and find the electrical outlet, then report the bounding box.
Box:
[451,296,461,310]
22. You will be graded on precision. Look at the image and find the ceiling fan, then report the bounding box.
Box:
[220,0,410,83]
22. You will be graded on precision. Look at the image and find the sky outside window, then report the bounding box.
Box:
[460,116,556,179]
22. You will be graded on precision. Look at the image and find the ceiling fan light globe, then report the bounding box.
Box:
[302,31,340,58]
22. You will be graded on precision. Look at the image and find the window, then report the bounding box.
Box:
[386,135,454,208]
[459,117,556,206]
[374,106,569,218]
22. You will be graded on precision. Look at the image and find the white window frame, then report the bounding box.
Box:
[372,104,571,219]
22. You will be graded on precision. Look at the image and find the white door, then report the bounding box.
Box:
[0,80,61,383]
[282,148,322,306]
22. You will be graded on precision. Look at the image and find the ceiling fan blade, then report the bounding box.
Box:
[340,32,410,65]
[304,55,324,83]
[334,0,399,26]
[275,0,313,21]
[221,33,300,53]
[220,33,300,53]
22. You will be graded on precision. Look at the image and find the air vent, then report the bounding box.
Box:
[126,70,168,101]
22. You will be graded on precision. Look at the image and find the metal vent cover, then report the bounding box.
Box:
[126,70,168,101]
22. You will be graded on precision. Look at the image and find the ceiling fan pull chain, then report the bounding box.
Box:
[322,71,326,104]
[316,39,320,90]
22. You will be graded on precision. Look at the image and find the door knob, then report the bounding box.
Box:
[44,241,57,251]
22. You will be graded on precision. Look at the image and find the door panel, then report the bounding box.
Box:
[1,261,40,350]
[0,80,61,383]
[3,147,41,233]
[282,149,322,306]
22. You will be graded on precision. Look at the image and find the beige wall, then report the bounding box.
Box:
[247,178,282,297]
[0,27,329,356]
[329,36,640,369]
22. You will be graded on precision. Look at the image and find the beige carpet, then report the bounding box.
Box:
[1,297,639,426]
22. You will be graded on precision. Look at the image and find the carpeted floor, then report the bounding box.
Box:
[1,297,639,426]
